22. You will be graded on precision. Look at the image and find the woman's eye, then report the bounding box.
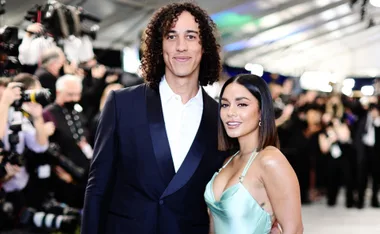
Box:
[221,104,229,108]
[238,103,248,107]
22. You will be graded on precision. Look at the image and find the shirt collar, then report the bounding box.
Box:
[159,76,203,105]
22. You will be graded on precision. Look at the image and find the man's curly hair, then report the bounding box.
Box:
[141,1,222,90]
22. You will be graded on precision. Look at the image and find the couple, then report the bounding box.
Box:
[81,2,303,234]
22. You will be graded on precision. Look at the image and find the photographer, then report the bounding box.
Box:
[319,111,355,208]
[33,46,67,103]
[18,23,95,66]
[0,80,49,189]
[43,74,92,208]
[78,59,120,121]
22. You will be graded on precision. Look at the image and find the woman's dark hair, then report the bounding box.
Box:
[141,1,221,90]
[218,74,279,151]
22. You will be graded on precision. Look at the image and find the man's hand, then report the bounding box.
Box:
[0,82,22,106]
[105,74,119,84]
[22,102,43,119]
[64,61,78,75]
[0,163,21,182]
[25,23,43,37]
[54,166,73,184]
[44,122,56,136]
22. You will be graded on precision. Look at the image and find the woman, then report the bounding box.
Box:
[204,74,303,234]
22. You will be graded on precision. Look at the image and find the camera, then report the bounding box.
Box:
[12,88,52,110]
[0,26,21,77]
[46,143,86,182]
[0,1,22,77]
[0,121,25,179]
[25,0,101,40]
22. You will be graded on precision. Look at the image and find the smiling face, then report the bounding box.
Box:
[220,82,261,139]
[162,11,203,80]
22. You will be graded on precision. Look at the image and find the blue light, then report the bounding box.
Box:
[224,41,249,52]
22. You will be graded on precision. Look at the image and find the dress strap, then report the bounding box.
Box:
[218,151,239,172]
[239,150,259,182]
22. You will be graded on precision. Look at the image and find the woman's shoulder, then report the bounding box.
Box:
[257,146,288,170]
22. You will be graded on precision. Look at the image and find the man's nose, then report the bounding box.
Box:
[176,36,188,52]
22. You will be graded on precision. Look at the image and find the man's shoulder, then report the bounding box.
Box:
[202,87,219,109]
[43,103,57,112]
[114,83,147,99]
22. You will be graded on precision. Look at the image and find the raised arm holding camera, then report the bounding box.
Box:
[0,79,50,189]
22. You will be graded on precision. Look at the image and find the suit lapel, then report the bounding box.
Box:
[161,89,215,199]
[146,86,175,186]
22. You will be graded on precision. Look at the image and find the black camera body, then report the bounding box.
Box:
[25,0,101,41]
[0,26,21,77]
[46,143,86,182]
[0,123,25,179]
[12,88,52,110]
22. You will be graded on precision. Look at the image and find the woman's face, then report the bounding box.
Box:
[220,82,261,139]
[306,109,322,125]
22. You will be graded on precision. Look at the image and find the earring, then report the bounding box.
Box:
[259,120,262,126]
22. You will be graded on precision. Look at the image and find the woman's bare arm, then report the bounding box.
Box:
[261,147,303,234]
[208,208,215,234]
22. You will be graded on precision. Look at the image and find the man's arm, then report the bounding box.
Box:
[81,90,118,234]
[18,23,46,65]
[0,83,22,139]
[23,103,49,148]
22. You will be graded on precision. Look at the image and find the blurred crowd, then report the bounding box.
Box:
[269,79,380,209]
[0,21,140,233]
[0,19,379,234]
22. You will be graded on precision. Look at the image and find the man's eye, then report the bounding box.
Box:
[167,35,176,40]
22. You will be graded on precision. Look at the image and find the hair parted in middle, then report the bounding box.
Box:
[140,1,222,90]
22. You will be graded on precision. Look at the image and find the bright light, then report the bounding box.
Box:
[325,21,340,31]
[341,86,353,96]
[260,14,281,28]
[123,46,141,74]
[300,71,333,92]
[361,85,375,96]
[250,64,264,77]
[245,63,264,77]
[245,63,253,71]
[321,85,333,93]
[343,78,355,88]
[315,0,330,7]
[370,0,380,7]
[320,9,337,21]
[241,22,257,33]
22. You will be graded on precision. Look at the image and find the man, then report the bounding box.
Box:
[0,79,49,228]
[34,47,67,103]
[355,103,380,208]
[43,75,92,208]
[19,22,95,66]
[81,2,225,234]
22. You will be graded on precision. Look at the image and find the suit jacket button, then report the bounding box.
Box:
[159,200,164,205]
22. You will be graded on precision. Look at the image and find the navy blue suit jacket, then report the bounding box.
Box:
[81,84,226,234]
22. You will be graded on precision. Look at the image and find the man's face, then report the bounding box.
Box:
[58,80,82,103]
[162,11,203,79]
[51,52,66,75]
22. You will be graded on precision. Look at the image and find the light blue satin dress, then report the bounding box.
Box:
[204,150,272,234]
